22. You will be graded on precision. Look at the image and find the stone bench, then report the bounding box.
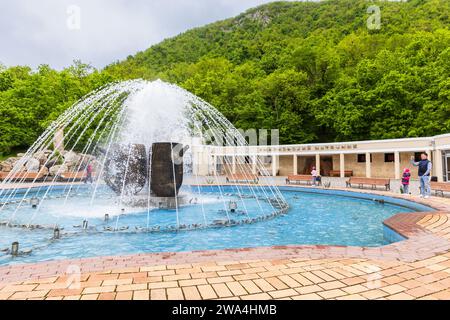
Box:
[346,177,390,191]
[226,174,259,184]
[431,182,450,197]
[286,175,320,186]
[0,172,45,182]
[329,170,353,177]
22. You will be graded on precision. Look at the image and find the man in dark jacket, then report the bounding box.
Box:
[410,152,432,198]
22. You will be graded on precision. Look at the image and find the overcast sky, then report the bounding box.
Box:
[0,0,289,70]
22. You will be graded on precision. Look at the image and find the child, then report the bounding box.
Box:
[401,168,411,194]
[311,166,318,186]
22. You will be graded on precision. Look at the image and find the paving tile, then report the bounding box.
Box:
[179,279,208,287]
[212,283,233,298]
[197,284,218,300]
[98,292,116,300]
[240,293,271,300]
[182,286,202,300]
[116,283,148,292]
[167,288,184,300]
[225,282,247,296]
[386,292,415,300]
[268,288,298,299]
[115,291,133,300]
[317,289,347,299]
[148,281,178,290]
[83,286,115,295]
[239,280,262,294]
[80,294,99,300]
[150,289,166,300]
[291,293,323,300]
[10,290,49,300]
[318,280,346,291]
[336,294,367,300]
[381,284,406,295]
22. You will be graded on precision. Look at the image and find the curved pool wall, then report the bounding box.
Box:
[274,186,434,212]
[0,184,434,266]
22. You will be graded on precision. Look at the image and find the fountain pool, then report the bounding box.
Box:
[0,185,433,266]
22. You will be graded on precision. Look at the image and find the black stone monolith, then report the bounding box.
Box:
[150,142,185,197]
[104,143,147,195]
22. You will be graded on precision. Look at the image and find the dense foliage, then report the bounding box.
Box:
[1,0,449,154]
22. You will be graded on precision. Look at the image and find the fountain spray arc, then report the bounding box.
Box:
[0,79,288,237]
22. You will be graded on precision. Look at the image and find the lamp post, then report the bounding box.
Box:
[31,197,39,209]
[53,227,60,239]
[11,242,19,256]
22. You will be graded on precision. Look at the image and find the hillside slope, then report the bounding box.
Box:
[1,0,449,155]
[105,0,450,144]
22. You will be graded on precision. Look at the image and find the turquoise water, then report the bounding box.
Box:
[0,185,432,266]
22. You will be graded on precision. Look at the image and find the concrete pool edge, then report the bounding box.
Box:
[1,186,450,287]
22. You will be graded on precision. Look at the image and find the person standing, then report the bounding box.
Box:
[84,162,93,184]
[311,166,318,186]
[401,168,411,195]
[410,153,432,198]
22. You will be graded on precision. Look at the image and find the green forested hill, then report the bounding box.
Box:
[1,0,450,154]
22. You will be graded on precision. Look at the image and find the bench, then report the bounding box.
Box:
[59,172,94,182]
[346,177,390,191]
[431,182,450,197]
[226,174,259,184]
[329,170,353,177]
[286,175,321,186]
[0,172,45,182]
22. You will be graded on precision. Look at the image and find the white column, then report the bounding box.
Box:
[53,127,65,152]
[315,154,321,175]
[232,155,237,174]
[426,149,432,163]
[366,152,372,178]
[435,149,444,182]
[293,155,298,175]
[340,153,345,178]
[394,151,400,180]
[252,155,257,175]
[213,155,217,176]
[272,155,278,177]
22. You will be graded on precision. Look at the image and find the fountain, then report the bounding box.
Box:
[0,79,288,243]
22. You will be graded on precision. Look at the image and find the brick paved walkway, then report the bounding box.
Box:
[1,187,450,300]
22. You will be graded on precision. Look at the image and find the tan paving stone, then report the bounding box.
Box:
[239,280,262,294]
[381,284,407,295]
[268,288,298,299]
[182,286,202,300]
[167,288,184,300]
[148,281,178,290]
[253,279,276,292]
[9,290,49,300]
[318,280,346,290]
[150,288,166,300]
[360,289,388,299]
[317,289,347,299]
[207,276,234,284]
[386,292,415,300]
[83,286,115,294]
[98,292,117,300]
[225,281,247,296]
[342,284,368,295]
[336,294,367,300]
[240,293,271,300]
[291,293,323,300]
[115,291,133,300]
[179,278,208,287]
[212,283,233,298]
[80,294,99,300]
[116,283,148,292]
